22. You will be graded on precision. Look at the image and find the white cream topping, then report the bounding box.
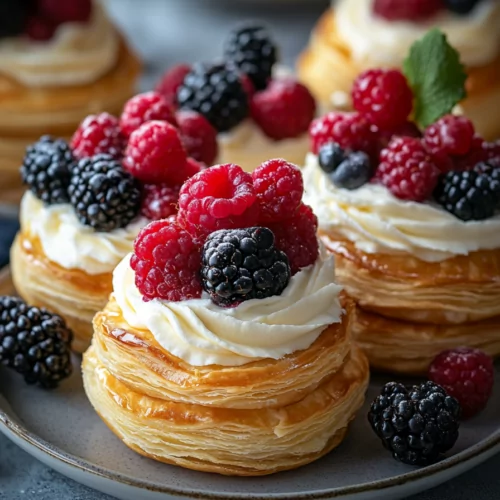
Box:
[21,192,148,275]
[334,0,500,67]
[113,252,343,367]
[303,154,500,262]
[0,2,119,87]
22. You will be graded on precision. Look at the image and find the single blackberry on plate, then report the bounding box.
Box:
[224,24,278,91]
[201,227,291,306]
[330,151,373,190]
[368,381,461,466]
[0,297,73,389]
[177,63,249,133]
[68,154,142,232]
[444,0,481,15]
[318,143,346,174]
[434,162,500,221]
[21,136,76,205]
[0,0,29,38]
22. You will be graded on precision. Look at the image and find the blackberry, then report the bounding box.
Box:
[434,162,500,221]
[224,24,278,91]
[444,0,481,15]
[368,381,461,466]
[201,227,291,307]
[0,0,29,38]
[68,154,142,232]
[318,143,346,174]
[330,151,373,190]
[177,63,249,133]
[0,297,73,389]
[20,136,76,205]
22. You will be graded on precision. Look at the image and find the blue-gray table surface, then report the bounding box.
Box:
[0,0,499,498]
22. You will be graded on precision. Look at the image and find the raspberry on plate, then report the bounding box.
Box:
[120,92,177,138]
[250,78,316,140]
[155,64,192,109]
[177,163,259,239]
[71,112,125,160]
[123,121,187,184]
[429,347,495,418]
[377,137,440,202]
[140,183,180,221]
[38,0,92,24]
[373,0,444,21]
[352,69,414,129]
[252,159,303,223]
[131,220,202,302]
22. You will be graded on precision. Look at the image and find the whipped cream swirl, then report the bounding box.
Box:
[303,154,500,262]
[113,251,343,367]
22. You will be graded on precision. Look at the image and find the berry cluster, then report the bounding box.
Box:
[131,159,319,306]
[155,24,316,141]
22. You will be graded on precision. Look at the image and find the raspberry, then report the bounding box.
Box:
[267,204,319,275]
[123,121,187,184]
[352,69,413,129]
[250,78,316,140]
[175,110,218,166]
[240,74,256,99]
[71,113,125,160]
[252,159,303,223]
[373,0,444,21]
[140,184,180,221]
[25,16,57,41]
[429,348,495,419]
[131,220,202,302]
[378,121,422,149]
[377,137,440,201]
[155,64,192,109]
[120,92,177,138]
[38,0,92,24]
[177,164,259,239]
[310,112,378,157]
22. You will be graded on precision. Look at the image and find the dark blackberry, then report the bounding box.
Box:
[177,63,249,133]
[434,162,500,221]
[444,0,481,15]
[201,227,291,307]
[224,24,278,91]
[0,0,30,38]
[330,151,373,190]
[0,296,73,389]
[68,154,142,232]
[20,136,76,205]
[368,381,461,466]
[318,143,346,174]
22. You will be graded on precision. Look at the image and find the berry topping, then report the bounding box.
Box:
[377,137,440,201]
[25,16,57,41]
[140,184,180,221]
[21,135,76,205]
[373,0,444,21]
[183,157,205,179]
[429,348,494,419]
[434,162,500,221]
[71,113,125,160]
[201,227,290,306]
[155,64,192,109]
[37,0,92,24]
[250,78,316,140]
[252,159,303,223]
[378,121,422,149]
[267,203,319,275]
[68,154,142,232]
[240,73,256,99]
[318,143,346,174]
[423,115,475,158]
[330,151,373,190]
[120,92,177,138]
[368,381,461,466]
[175,110,218,166]
[455,137,500,171]
[123,121,187,184]
[444,0,481,14]
[177,63,249,133]
[178,163,259,239]
[131,220,202,302]
[224,24,277,91]
[352,69,414,129]
[0,296,73,389]
[1,1,29,38]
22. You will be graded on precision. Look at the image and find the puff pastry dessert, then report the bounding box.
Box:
[83,161,369,475]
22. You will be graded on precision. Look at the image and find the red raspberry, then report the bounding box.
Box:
[120,92,176,138]
[424,115,475,158]
[123,121,187,184]
[140,184,180,221]
[240,74,256,99]
[169,157,205,186]
[155,64,192,109]
[377,137,440,201]
[252,159,303,223]
[352,69,413,129]
[373,0,444,21]
[177,164,259,239]
[25,16,58,41]
[250,78,316,140]
[131,220,202,302]
[175,110,218,166]
[71,113,125,160]
[267,204,319,275]
[309,112,378,157]
[429,347,495,419]
[378,121,422,149]
[38,0,92,24]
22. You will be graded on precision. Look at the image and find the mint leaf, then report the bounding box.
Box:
[403,29,467,128]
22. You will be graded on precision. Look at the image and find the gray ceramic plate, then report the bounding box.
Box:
[0,268,499,500]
